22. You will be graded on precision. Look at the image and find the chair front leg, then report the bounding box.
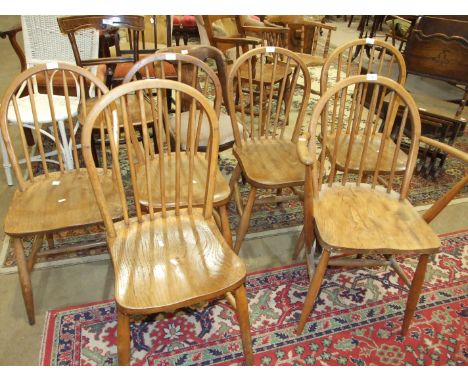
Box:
[13,237,35,325]
[234,186,257,254]
[234,284,254,365]
[117,308,131,365]
[401,253,430,335]
[296,249,330,335]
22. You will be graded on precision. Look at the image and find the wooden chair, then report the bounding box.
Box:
[382,16,415,53]
[0,16,102,186]
[0,63,123,324]
[81,79,253,365]
[226,46,311,253]
[280,21,336,68]
[122,51,233,246]
[295,75,441,336]
[402,18,468,176]
[155,45,239,151]
[58,15,169,164]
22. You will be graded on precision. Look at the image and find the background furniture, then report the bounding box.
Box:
[295,75,441,336]
[172,15,199,46]
[402,16,468,177]
[81,79,253,365]
[0,63,122,324]
[226,47,311,253]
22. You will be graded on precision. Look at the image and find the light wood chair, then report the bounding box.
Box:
[81,78,253,365]
[293,38,409,258]
[0,63,123,324]
[295,75,442,336]
[226,46,311,253]
[122,51,233,246]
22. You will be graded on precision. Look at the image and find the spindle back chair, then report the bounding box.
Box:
[122,51,233,243]
[81,79,253,365]
[320,38,407,94]
[226,46,311,253]
[295,75,441,336]
[0,63,123,325]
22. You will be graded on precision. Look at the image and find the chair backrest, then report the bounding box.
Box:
[58,15,145,86]
[157,45,229,112]
[227,46,311,147]
[404,25,468,86]
[122,51,222,147]
[306,75,421,200]
[21,15,99,68]
[81,79,220,237]
[202,16,245,52]
[123,15,173,55]
[0,63,109,191]
[320,38,407,94]
[241,26,289,48]
[285,22,334,58]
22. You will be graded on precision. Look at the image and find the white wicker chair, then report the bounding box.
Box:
[1,16,99,185]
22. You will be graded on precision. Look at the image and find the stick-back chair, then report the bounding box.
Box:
[81,79,253,365]
[226,46,311,253]
[122,51,233,245]
[293,38,409,267]
[295,75,441,336]
[0,63,123,325]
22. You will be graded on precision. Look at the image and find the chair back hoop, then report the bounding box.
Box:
[320,38,407,95]
[122,51,222,113]
[0,63,109,192]
[21,15,100,71]
[306,75,421,200]
[81,79,220,238]
[226,46,312,147]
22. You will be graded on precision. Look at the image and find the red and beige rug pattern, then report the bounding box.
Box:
[40,230,468,366]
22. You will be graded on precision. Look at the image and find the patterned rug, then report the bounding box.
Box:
[39,230,468,366]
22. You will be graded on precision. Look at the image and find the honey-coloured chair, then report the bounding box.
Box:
[0,63,122,324]
[122,51,234,245]
[293,39,409,259]
[226,46,311,253]
[295,75,441,336]
[81,79,253,365]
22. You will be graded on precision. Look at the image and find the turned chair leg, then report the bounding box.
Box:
[13,237,35,325]
[234,284,254,365]
[293,227,305,260]
[296,249,330,335]
[219,204,233,248]
[234,187,257,254]
[230,164,244,216]
[401,253,430,335]
[117,308,131,365]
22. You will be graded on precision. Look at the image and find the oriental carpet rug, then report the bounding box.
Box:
[39,229,468,366]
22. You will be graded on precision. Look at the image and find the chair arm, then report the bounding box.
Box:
[0,24,26,71]
[297,136,314,165]
[419,136,468,163]
[302,21,337,31]
[242,26,289,34]
[212,36,262,46]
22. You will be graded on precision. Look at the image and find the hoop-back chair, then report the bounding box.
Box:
[0,63,122,324]
[293,39,409,257]
[226,46,311,253]
[295,75,441,336]
[81,79,253,365]
[122,51,233,245]
[0,15,101,186]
